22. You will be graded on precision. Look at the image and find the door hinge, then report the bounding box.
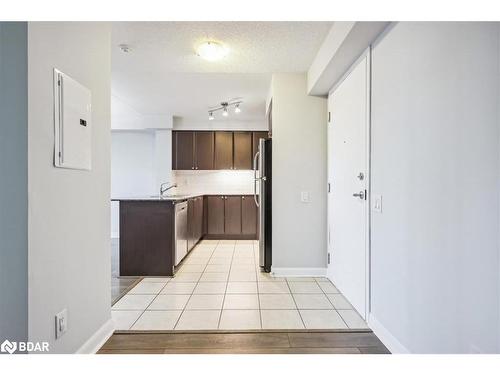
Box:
[328,112,331,123]
[327,253,331,264]
[328,182,331,193]
[364,189,367,200]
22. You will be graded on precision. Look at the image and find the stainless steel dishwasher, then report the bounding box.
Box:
[174,201,188,266]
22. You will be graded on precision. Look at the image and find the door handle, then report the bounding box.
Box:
[253,151,260,207]
[353,191,365,200]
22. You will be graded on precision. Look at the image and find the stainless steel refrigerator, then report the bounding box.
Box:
[253,138,272,272]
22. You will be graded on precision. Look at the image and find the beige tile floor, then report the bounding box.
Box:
[112,240,368,331]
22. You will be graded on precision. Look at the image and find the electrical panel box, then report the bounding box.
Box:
[53,69,92,170]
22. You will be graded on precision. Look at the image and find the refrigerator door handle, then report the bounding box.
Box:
[253,151,260,207]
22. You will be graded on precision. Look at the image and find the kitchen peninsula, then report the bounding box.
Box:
[113,194,257,276]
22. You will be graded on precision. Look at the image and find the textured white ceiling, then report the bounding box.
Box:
[111,22,333,121]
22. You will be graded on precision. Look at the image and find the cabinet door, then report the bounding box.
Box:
[252,131,268,161]
[187,198,195,251]
[241,195,257,236]
[207,196,225,235]
[195,131,214,170]
[224,196,242,235]
[214,132,233,170]
[233,132,253,170]
[175,131,195,170]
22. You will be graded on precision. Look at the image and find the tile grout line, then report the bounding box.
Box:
[127,279,170,329]
[285,278,306,329]
[254,241,263,329]
[173,239,218,330]
[315,278,350,329]
[217,241,235,329]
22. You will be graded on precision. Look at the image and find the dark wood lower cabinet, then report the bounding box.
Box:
[224,196,242,234]
[119,201,175,276]
[241,195,257,235]
[205,195,257,239]
[207,196,225,235]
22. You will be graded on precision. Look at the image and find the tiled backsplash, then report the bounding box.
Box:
[171,170,255,195]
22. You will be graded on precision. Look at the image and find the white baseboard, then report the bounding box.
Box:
[271,267,327,277]
[368,313,409,354]
[76,318,115,354]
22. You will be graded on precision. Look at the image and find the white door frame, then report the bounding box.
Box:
[327,47,372,319]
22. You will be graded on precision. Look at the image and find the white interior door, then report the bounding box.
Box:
[327,53,370,319]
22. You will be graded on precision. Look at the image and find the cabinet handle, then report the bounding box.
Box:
[242,196,245,199]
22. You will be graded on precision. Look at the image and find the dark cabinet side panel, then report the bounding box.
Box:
[224,196,242,235]
[207,196,225,235]
[241,195,257,235]
[214,131,233,170]
[233,132,253,170]
[120,202,174,276]
[187,198,196,251]
[172,131,177,170]
[197,197,204,241]
[195,131,214,170]
[175,131,195,170]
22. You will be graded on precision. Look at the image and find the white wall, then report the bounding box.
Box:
[111,95,173,130]
[307,22,389,96]
[369,22,500,353]
[110,131,157,237]
[173,117,267,131]
[27,22,111,353]
[154,130,173,189]
[0,22,28,344]
[271,74,328,274]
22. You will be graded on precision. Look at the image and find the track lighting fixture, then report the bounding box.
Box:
[207,99,243,120]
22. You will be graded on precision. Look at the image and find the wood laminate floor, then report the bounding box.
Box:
[98,330,390,354]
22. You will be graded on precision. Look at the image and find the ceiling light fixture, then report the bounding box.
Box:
[207,100,243,120]
[118,44,132,53]
[196,41,229,61]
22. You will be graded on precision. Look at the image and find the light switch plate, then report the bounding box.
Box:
[55,308,68,339]
[300,191,310,203]
[372,194,382,213]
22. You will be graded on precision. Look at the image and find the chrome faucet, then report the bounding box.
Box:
[160,182,177,197]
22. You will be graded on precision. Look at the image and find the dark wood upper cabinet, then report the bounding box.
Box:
[224,196,242,235]
[174,131,195,170]
[214,132,234,170]
[252,131,269,161]
[241,195,257,235]
[233,132,253,170]
[173,130,265,171]
[195,131,214,170]
[207,196,225,235]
